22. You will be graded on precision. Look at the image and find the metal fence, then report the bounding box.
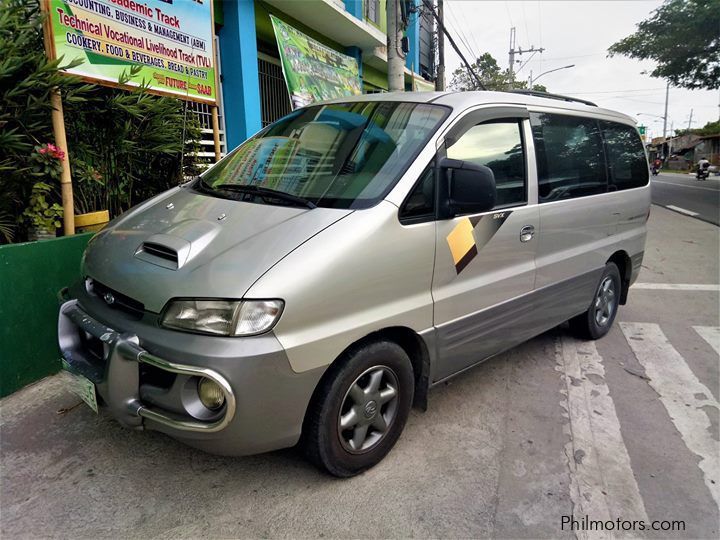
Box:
[186,100,226,165]
[258,57,292,127]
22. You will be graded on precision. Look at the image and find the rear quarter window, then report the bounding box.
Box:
[599,121,649,191]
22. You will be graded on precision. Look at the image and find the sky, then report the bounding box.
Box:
[441,0,720,140]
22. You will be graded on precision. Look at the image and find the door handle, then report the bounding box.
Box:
[520,225,535,243]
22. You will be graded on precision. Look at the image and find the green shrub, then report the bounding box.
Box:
[66,67,201,217]
[0,0,200,243]
[0,0,88,242]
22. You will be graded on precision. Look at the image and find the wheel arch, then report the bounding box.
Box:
[607,250,632,304]
[302,326,432,437]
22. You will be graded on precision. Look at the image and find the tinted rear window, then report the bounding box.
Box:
[600,121,649,191]
[530,113,607,203]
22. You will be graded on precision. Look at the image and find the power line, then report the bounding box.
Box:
[515,50,539,75]
[539,53,606,61]
[422,0,485,90]
[445,1,477,61]
[444,17,474,62]
[564,87,668,95]
[504,0,514,27]
[447,0,481,61]
[536,0,543,72]
[602,97,667,105]
[520,0,531,50]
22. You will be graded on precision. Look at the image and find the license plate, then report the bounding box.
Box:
[61,360,98,413]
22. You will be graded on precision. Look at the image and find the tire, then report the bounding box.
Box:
[569,262,621,340]
[302,340,414,477]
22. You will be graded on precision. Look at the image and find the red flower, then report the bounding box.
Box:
[39,143,65,160]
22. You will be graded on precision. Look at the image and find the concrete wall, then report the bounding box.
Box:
[0,234,92,397]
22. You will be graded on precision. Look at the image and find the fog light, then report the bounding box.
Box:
[197,378,225,410]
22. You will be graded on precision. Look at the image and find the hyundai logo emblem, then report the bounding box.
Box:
[364,400,378,418]
[103,292,115,305]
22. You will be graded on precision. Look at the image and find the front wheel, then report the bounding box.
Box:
[302,341,414,477]
[569,262,621,340]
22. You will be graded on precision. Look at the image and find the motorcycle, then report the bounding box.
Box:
[696,163,710,181]
[651,166,660,176]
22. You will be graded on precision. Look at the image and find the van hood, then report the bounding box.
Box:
[83,187,351,313]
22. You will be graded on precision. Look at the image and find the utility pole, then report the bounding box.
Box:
[687,108,694,131]
[421,0,484,90]
[387,0,405,92]
[662,82,669,140]
[508,27,544,78]
[508,27,516,76]
[435,0,445,91]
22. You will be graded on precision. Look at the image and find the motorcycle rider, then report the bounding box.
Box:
[697,157,711,180]
[651,157,662,175]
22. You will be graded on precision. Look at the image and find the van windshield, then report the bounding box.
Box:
[198,101,448,209]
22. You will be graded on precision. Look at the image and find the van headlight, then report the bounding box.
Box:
[161,299,284,336]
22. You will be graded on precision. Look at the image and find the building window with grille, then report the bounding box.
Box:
[365,0,380,24]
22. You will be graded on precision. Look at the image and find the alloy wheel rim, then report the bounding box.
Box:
[594,276,616,327]
[338,365,399,454]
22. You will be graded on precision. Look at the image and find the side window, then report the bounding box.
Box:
[600,121,649,190]
[530,113,607,202]
[447,119,527,208]
[400,164,435,222]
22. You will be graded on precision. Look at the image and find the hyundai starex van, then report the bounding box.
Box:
[58,91,650,477]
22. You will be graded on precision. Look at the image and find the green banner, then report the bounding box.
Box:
[270,15,361,109]
[47,0,216,103]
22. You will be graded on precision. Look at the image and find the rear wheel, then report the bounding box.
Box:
[302,341,414,477]
[569,262,621,340]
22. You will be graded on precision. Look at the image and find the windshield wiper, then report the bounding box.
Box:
[214,184,317,209]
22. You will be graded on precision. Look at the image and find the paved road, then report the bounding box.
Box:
[651,172,720,226]
[1,207,718,539]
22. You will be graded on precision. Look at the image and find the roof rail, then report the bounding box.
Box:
[508,89,598,107]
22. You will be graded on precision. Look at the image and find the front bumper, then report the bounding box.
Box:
[57,287,325,455]
[59,299,236,433]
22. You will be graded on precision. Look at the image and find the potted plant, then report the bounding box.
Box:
[22,181,63,240]
[21,144,65,240]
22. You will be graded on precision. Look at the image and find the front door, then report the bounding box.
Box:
[431,109,539,382]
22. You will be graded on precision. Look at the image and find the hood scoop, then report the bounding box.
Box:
[135,234,191,270]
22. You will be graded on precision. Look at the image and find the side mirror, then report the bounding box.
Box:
[439,157,496,217]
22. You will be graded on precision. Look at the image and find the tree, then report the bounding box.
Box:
[674,120,720,137]
[608,0,720,90]
[449,52,547,92]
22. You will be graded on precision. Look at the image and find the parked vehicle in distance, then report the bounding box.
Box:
[58,91,650,477]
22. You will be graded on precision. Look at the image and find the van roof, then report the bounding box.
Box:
[321,90,636,125]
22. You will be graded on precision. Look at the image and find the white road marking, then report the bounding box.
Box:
[665,205,699,216]
[693,326,720,357]
[557,336,648,537]
[632,283,720,291]
[620,323,720,508]
[653,180,720,192]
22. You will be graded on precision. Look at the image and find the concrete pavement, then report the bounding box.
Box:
[651,173,720,226]
[1,206,718,539]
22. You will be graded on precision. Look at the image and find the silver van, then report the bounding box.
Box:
[58,91,650,477]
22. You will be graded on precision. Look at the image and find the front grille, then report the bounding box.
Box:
[88,279,145,319]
